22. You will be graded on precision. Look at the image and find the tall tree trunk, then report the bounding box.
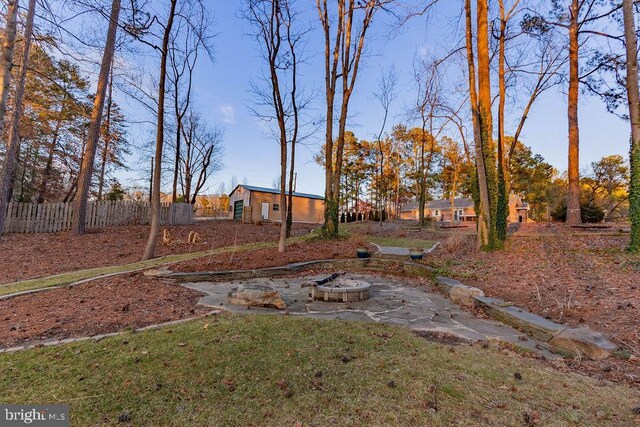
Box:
[418,123,426,228]
[623,0,640,252]
[278,134,287,252]
[0,0,35,236]
[37,113,64,203]
[476,0,499,248]
[71,0,121,234]
[466,0,491,248]
[318,0,343,238]
[496,0,509,241]
[97,61,114,201]
[142,0,178,260]
[0,0,18,134]
[286,141,295,238]
[450,171,458,223]
[566,0,582,225]
[171,75,182,202]
[319,1,338,237]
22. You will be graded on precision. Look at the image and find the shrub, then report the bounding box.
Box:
[441,232,467,254]
[550,199,605,223]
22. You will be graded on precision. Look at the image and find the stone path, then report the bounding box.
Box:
[371,242,440,256]
[181,274,558,359]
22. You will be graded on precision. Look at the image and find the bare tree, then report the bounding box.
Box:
[245,0,309,252]
[142,0,178,261]
[507,39,567,161]
[177,111,223,203]
[412,58,445,228]
[169,23,195,203]
[372,66,398,226]
[0,0,36,236]
[316,0,390,238]
[71,0,122,235]
[167,4,213,202]
[96,59,114,201]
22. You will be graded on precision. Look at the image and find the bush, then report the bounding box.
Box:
[441,232,468,254]
[550,199,605,223]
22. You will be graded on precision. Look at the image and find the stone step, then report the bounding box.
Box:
[472,295,566,342]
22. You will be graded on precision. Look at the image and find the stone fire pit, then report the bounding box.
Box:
[305,273,371,302]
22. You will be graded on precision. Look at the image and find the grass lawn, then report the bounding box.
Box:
[1,314,637,426]
[369,235,435,249]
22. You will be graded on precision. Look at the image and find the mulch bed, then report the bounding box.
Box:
[0,273,209,349]
[171,238,366,272]
[431,223,640,352]
[424,222,640,383]
[0,220,316,285]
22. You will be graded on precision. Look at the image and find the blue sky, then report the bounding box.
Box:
[120,1,632,197]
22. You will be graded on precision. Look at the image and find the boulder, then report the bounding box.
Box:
[550,327,617,361]
[227,285,287,309]
[436,277,484,307]
[449,285,484,307]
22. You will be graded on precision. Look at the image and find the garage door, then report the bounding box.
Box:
[233,200,243,220]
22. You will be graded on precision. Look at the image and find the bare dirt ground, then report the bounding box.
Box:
[0,273,209,349]
[0,220,316,284]
[171,237,365,272]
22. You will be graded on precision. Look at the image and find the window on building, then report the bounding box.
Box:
[273,204,279,211]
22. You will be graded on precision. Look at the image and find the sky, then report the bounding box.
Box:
[118,1,632,198]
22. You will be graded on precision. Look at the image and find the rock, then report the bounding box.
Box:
[118,412,131,423]
[449,284,484,307]
[550,327,617,361]
[436,276,485,307]
[227,285,286,309]
[143,268,172,277]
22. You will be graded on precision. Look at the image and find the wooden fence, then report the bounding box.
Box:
[2,201,194,234]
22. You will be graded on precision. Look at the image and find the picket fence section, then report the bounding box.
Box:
[2,201,193,234]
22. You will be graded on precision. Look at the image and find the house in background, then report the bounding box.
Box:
[400,195,529,223]
[228,184,324,224]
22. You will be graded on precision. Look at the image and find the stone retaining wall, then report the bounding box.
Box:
[435,276,618,361]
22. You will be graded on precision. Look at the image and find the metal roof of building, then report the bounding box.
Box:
[229,184,325,200]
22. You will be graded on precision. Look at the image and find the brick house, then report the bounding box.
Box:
[400,195,529,223]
